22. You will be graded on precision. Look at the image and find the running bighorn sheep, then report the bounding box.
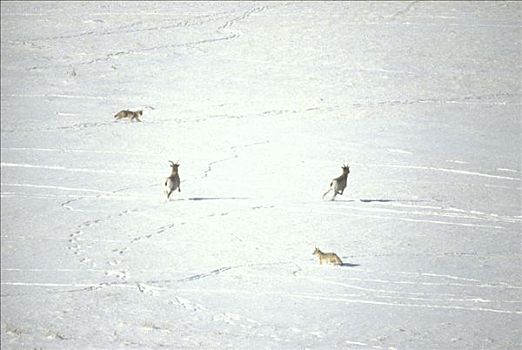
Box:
[322,164,350,201]
[165,161,180,200]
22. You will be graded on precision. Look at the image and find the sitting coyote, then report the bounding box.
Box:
[313,247,343,265]
[114,110,143,122]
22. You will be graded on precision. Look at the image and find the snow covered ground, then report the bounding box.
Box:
[1,1,521,349]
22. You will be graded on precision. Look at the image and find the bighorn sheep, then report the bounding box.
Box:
[165,161,180,200]
[322,164,350,201]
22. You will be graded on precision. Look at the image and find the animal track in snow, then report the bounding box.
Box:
[65,203,141,274]
[171,296,207,312]
[177,267,233,283]
[169,295,263,330]
[136,282,163,296]
[105,269,129,282]
[251,205,275,210]
[202,140,269,179]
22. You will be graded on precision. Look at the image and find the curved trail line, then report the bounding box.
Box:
[62,182,158,277]
[9,12,233,44]
[1,146,153,157]
[21,6,273,71]
[202,140,269,178]
[1,162,156,176]
[281,205,505,229]
[173,288,522,315]
[177,267,233,283]
[366,163,520,181]
[323,201,519,225]
[1,183,113,194]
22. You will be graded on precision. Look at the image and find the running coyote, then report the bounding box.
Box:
[114,110,143,122]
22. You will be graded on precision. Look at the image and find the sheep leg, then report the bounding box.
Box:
[322,189,332,199]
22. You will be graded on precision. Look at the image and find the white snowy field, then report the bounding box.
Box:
[1,1,521,349]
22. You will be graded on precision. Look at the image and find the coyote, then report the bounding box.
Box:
[313,247,343,265]
[114,110,143,122]
[322,164,350,201]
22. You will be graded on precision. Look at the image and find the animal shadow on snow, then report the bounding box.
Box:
[339,261,360,267]
[359,198,433,203]
[185,197,250,201]
[335,199,433,203]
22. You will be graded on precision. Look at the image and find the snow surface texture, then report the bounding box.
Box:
[1,1,521,349]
